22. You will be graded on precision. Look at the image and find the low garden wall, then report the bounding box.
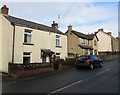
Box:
[54,58,76,70]
[9,63,53,78]
[97,53,119,61]
[8,58,76,78]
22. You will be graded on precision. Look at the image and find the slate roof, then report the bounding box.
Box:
[71,30,98,40]
[79,44,93,50]
[4,15,65,35]
[71,30,88,39]
[87,34,94,40]
[87,34,99,41]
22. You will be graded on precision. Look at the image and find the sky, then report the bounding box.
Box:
[0,1,119,37]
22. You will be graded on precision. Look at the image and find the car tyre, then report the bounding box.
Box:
[76,66,80,69]
[99,62,103,67]
[90,64,94,69]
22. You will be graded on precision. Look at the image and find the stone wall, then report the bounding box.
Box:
[8,63,53,78]
[98,53,119,61]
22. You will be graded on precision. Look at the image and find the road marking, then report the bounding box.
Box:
[49,80,83,94]
[7,81,16,84]
[70,68,76,71]
[96,68,111,75]
[21,77,35,81]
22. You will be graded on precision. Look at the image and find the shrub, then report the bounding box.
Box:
[53,59,65,69]
[65,58,76,65]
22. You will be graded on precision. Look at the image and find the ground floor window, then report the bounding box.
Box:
[56,53,61,59]
[94,50,97,55]
[23,52,31,64]
[85,49,88,55]
[90,50,93,55]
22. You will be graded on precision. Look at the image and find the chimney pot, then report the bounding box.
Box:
[53,21,55,24]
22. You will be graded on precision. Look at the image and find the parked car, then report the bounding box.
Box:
[76,55,103,69]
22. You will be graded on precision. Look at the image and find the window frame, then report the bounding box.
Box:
[56,53,61,59]
[24,29,32,44]
[81,38,85,44]
[56,35,61,47]
[94,40,97,46]
[23,52,31,64]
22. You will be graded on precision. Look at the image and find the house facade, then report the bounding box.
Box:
[111,36,119,53]
[95,28,112,54]
[65,25,98,58]
[0,5,67,73]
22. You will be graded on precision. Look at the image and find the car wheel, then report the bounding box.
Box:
[90,64,94,69]
[76,66,80,69]
[99,62,103,67]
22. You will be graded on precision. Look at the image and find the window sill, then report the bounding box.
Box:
[23,43,34,46]
[56,46,62,48]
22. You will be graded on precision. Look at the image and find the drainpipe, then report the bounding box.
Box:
[11,22,15,64]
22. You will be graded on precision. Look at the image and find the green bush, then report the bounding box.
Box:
[53,59,65,69]
[65,58,76,65]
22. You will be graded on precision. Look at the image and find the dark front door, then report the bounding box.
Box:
[42,56,46,63]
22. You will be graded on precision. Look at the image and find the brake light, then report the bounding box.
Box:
[86,59,90,63]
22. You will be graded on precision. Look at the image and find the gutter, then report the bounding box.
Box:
[11,22,15,64]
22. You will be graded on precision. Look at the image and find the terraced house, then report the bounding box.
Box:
[95,28,112,55]
[65,25,99,58]
[0,5,67,73]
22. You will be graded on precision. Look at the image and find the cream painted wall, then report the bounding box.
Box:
[49,33,67,59]
[97,31,112,52]
[13,25,67,63]
[0,15,2,72]
[13,26,50,63]
[1,15,13,73]
[92,36,98,55]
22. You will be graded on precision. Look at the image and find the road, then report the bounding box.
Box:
[2,58,119,94]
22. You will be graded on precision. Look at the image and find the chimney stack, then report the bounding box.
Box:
[68,25,72,31]
[107,32,112,36]
[98,28,103,32]
[51,21,58,30]
[1,5,9,15]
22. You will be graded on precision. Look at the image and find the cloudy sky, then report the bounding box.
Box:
[0,0,119,37]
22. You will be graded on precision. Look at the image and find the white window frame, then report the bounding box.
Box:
[56,35,60,47]
[94,40,97,46]
[56,53,61,59]
[23,52,31,63]
[24,29,32,43]
[81,38,85,44]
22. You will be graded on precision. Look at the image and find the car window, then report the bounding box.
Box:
[78,56,88,60]
[90,55,98,60]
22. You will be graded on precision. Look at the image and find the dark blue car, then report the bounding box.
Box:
[76,55,103,69]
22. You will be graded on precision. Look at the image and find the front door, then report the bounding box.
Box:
[42,56,46,63]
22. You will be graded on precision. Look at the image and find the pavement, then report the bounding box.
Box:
[1,58,119,94]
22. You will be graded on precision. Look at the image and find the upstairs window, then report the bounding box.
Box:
[24,29,32,43]
[56,35,60,47]
[94,40,97,46]
[81,38,85,44]
[88,40,89,45]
